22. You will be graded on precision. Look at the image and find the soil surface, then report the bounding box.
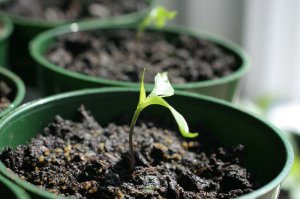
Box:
[0,106,257,199]
[46,30,239,84]
[0,81,12,112]
[0,0,148,21]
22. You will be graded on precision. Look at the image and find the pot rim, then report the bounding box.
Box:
[0,0,156,28]
[0,175,31,199]
[0,87,293,199]
[30,22,251,90]
[0,67,25,118]
[0,14,13,42]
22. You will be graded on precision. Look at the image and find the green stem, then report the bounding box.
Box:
[128,98,165,171]
[129,107,142,171]
[135,27,144,49]
[137,28,143,42]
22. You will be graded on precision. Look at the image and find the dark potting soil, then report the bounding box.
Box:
[45,30,239,84]
[0,0,147,21]
[0,81,12,112]
[0,106,257,199]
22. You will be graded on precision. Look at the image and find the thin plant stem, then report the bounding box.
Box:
[129,108,141,171]
[135,27,144,50]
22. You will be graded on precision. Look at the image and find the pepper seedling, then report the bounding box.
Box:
[129,69,198,170]
[137,6,177,41]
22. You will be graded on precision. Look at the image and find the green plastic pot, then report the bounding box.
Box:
[0,175,30,199]
[0,67,25,118]
[0,15,13,67]
[30,22,250,101]
[0,87,293,199]
[0,0,156,85]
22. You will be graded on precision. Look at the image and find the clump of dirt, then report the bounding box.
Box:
[46,30,239,84]
[0,0,148,21]
[0,81,12,112]
[0,106,257,199]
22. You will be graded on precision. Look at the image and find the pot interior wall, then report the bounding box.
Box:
[0,89,287,188]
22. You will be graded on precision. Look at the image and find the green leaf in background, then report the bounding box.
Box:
[137,6,177,40]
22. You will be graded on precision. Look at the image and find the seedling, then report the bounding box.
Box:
[129,69,198,170]
[137,6,177,41]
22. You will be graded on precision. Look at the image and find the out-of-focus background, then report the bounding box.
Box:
[160,0,300,198]
[163,0,300,101]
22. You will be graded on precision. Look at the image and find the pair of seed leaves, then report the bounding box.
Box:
[140,6,177,30]
[137,6,177,39]
[131,69,198,138]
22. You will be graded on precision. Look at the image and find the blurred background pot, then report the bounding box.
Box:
[30,22,250,101]
[0,15,13,67]
[0,67,25,118]
[0,87,293,199]
[0,0,155,85]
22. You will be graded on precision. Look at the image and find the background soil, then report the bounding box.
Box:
[0,81,12,112]
[0,0,148,21]
[46,30,239,84]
